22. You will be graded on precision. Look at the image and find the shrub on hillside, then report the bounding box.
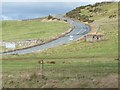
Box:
[94,8,102,13]
[48,15,53,20]
[89,9,93,12]
[79,6,86,9]
[87,19,94,23]
[109,14,117,18]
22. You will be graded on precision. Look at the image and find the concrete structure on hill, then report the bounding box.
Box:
[85,33,105,42]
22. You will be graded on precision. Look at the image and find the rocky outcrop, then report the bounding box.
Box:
[16,39,43,47]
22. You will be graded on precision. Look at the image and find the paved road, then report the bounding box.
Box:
[1,15,91,55]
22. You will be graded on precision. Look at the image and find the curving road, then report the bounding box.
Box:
[1,15,91,55]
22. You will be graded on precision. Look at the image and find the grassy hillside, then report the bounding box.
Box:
[37,18,118,59]
[2,20,70,42]
[66,2,118,23]
[35,2,118,59]
[2,2,118,88]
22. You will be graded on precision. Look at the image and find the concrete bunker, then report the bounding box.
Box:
[85,33,105,42]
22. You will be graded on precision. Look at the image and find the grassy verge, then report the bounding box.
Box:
[2,58,118,88]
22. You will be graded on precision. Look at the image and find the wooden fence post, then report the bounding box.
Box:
[39,60,44,79]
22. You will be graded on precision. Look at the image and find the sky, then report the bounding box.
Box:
[1,1,119,20]
[2,0,119,2]
[1,2,96,20]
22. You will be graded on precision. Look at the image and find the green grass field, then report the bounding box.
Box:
[2,2,118,88]
[2,58,118,88]
[1,20,70,52]
[2,20,70,42]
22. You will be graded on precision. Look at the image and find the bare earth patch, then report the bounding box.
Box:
[98,74,118,88]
